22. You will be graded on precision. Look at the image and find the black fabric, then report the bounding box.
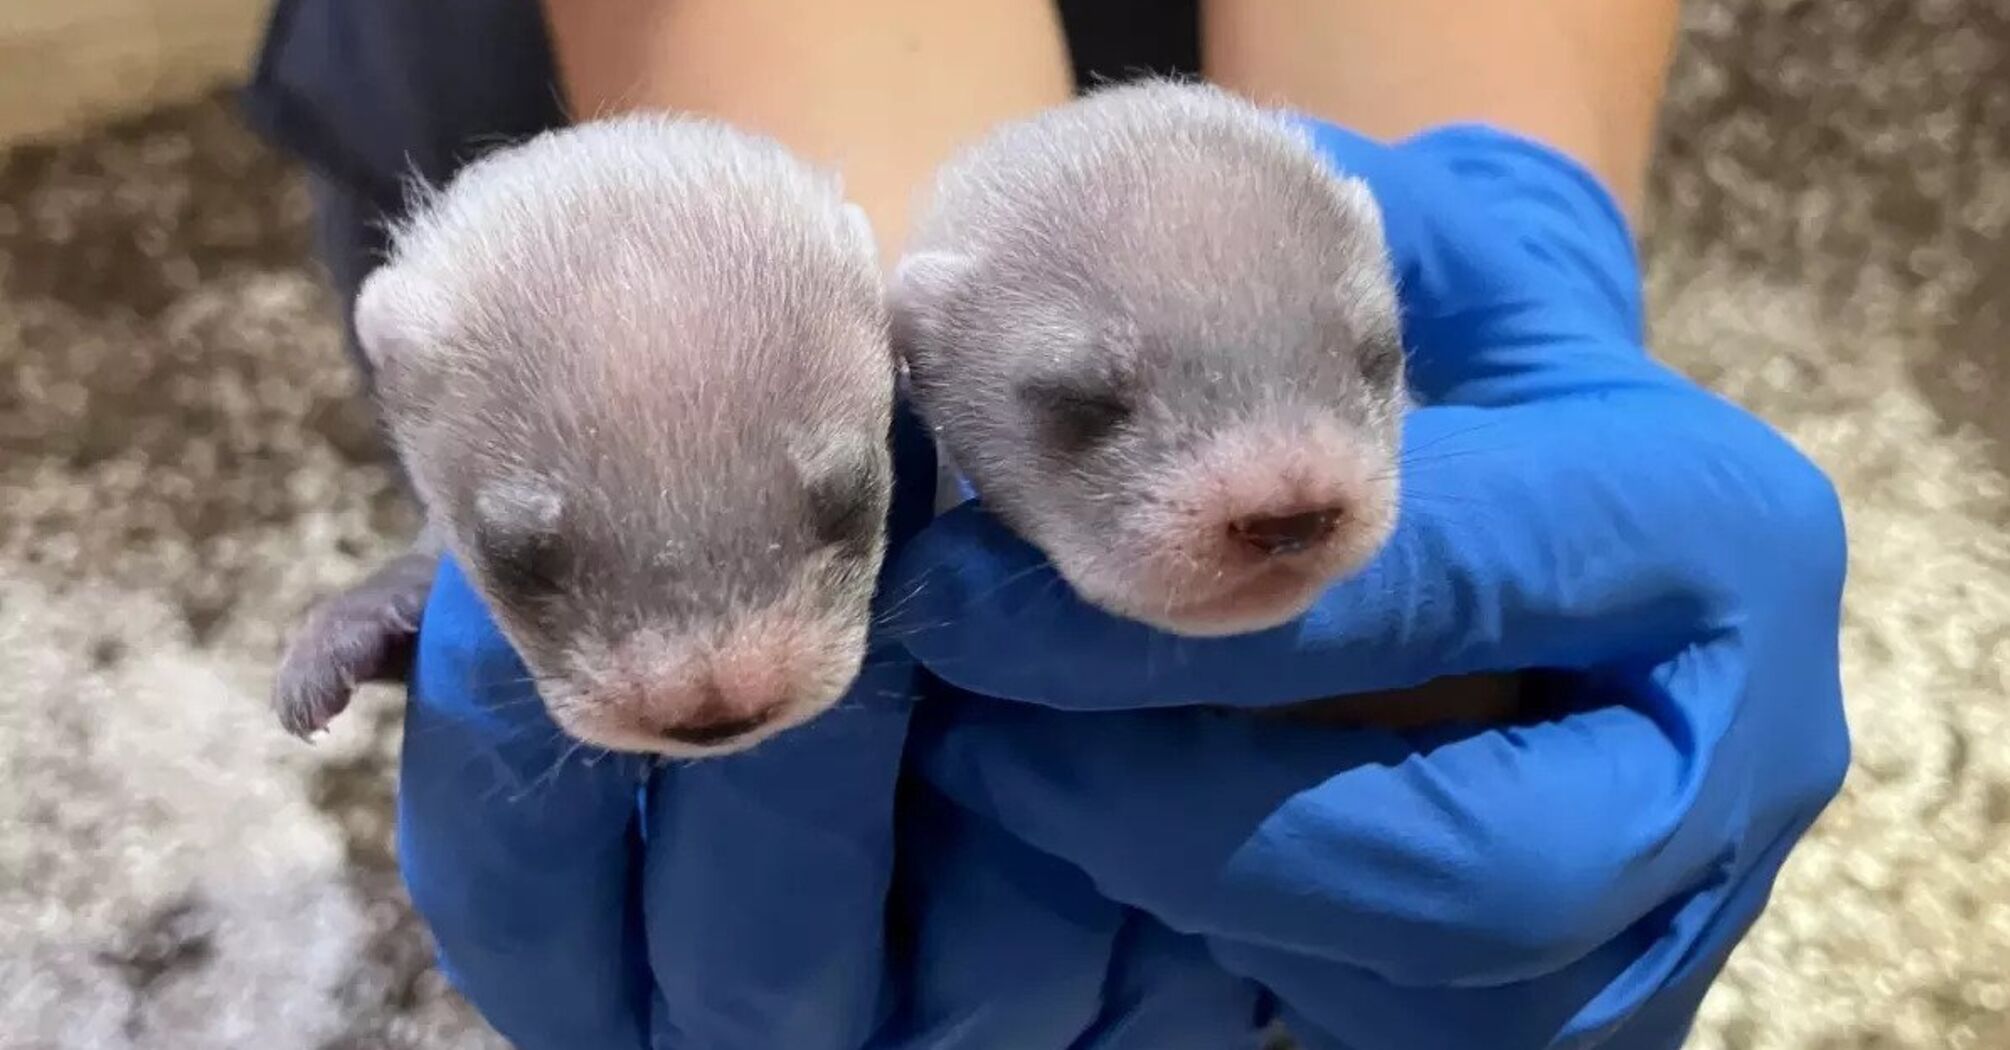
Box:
[304,173,386,379]
[1055,0,1201,86]
[238,0,567,215]
[239,0,1201,217]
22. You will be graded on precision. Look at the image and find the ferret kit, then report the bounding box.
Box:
[275,114,895,756]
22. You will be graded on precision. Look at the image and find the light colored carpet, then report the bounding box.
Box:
[1,2,2005,1047]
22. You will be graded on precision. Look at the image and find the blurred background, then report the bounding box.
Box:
[0,1,2005,1047]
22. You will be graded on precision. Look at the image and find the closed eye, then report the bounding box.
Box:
[472,482,570,598]
[807,462,883,557]
[481,526,569,596]
[1019,377,1134,451]
[1360,329,1406,390]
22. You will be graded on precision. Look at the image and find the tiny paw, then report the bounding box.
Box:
[273,552,439,738]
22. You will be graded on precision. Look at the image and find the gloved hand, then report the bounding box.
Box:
[880,120,1852,1049]
[391,401,941,1050]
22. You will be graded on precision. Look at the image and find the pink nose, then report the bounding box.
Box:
[1229,507,1343,556]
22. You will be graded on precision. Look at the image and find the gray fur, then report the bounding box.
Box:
[275,114,894,754]
[893,79,1408,635]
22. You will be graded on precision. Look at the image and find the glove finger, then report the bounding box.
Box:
[912,653,1745,991]
[874,781,1127,1050]
[637,653,913,1050]
[1067,915,1271,1050]
[892,386,1809,711]
[1206,796,1819,1050]
[1209,930,1658,1050]
[879,784,1266,1050]
[637,401,944,1050]
[397,556,652,1049]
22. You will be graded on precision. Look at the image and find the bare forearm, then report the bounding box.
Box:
[541,0,1074,264]
[1200,0,1681,223]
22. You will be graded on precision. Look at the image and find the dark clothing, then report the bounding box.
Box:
[242,0,1200,387]
[241,0,568,219]
[242,0,1199,282]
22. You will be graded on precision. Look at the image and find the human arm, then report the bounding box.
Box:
[541,0,1074,262]
[1201,0,1681,222]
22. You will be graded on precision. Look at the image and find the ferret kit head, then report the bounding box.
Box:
[894,80,1406,637]
[354,115,894,756]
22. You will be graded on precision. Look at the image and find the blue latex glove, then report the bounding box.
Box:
[881,121,1852,1049]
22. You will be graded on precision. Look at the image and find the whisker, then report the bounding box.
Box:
[872,571,940,623]
[510,736,590,804]
[1396,490,1498,508]
[474,725,570,804]
[1392,448,1503,472]
[400,710,550,745]
[469,692,562,713]
[962,560,1062,607]
[455,671,543,691]
[1401,417,1508,455]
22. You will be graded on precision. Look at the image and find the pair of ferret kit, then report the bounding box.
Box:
[275,78,1515,756]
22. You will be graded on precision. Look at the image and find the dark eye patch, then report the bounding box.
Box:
[806,456,884,558]
[1018,373,1134,451]
[472,484,570,597]
[481,524,569,597]
[1359,328,1407,391]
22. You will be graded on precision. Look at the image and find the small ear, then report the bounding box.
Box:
[351,264,437,372]
[842,203,878,261]
[891,251,975,306]
[473,480,564,540]
[784,425,886,486]
[888,251,976,356]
